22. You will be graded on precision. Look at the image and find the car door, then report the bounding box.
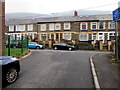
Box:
[60,43,67,50]
[28,43,32,48]
[28,43,35,48]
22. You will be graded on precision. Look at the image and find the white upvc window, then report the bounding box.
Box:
[91,22,97,30]
[92,33,97,40]
[80,33,88,41]
[109,32,115,40]
[28,33,33,39]
[98,33,103,40]
[98,22,105,30]
[9,25,14,32]
[49,24,54,30]
[64,23,70,30]
[55,23,61,30]
[41,24,46,31]
[64,33,71,40]
[27,24,33,31]
[109,22,115,29]
[81,22,87,30]
[16,34,21,40]
[16,25,25,31]
[41,34,47,41]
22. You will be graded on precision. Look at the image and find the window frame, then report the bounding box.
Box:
[81,22,88,30]
[41,24,46,31]
[16,25,25,31]
[98,33,103,40]
[27,24,33,31]
[55,23,61,30]
[91,22,97,30]
[9,25,14,32]
[49,23,55,31]
[64,23,70,30]
[80,33,88,41]
[98,22,105,30]
[109,22,115,29]
[41,34,47,41]
[92,33,97,40]
[63,33,71,40]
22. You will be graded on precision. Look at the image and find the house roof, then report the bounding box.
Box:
[6,14,113,26]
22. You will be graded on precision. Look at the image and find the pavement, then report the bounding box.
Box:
[92,53,120,89]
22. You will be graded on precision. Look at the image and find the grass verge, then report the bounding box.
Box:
[5,48,30,59]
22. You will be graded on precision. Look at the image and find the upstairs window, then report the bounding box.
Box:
[64,23,70,30]
[9,25,14,32]
[27,24,33,31]
[16,25,25,31]
[98,22,105,30]
[49,24,54,30]
[41,24,46,31]
[55,23,61,30]
[91,22,97,30]
[109,22,115,29]
[81,22,87,30]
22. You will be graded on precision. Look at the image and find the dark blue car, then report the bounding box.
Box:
[0,56,20,86]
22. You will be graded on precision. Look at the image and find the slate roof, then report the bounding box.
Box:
[6,14,113,26]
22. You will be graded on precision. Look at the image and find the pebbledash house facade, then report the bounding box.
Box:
[5,12,116,50]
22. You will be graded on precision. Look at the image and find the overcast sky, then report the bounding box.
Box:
[6,0,120,14]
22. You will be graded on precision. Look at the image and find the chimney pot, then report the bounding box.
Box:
[74,11,78,16]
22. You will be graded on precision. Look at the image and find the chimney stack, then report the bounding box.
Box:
[74,11,78,16]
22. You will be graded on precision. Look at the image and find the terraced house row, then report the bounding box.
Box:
[5,12,115,50]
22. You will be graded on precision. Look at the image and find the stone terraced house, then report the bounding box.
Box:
[5,11,115,50]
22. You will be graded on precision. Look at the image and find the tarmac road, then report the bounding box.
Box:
[4,50,110,88]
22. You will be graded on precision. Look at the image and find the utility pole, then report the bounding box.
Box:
[0,0,5,56]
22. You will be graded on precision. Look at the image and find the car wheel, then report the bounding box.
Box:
[54,47,57,50]
[69,48,72,51]
[36,46,40,49]
[6,68,18,84]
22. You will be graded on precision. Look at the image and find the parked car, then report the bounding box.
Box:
[0,56,20,86]
[53,43,76,51]
[28,42,44,49]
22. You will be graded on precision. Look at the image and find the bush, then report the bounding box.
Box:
[75,42,95,50]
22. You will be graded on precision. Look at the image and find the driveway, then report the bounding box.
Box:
[4,50,111,88]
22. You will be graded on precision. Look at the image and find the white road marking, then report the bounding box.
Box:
[90,54,101,90]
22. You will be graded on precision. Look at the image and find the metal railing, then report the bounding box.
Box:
[5,35,29,56]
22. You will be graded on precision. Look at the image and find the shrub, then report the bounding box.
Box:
[75,42,95,50]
